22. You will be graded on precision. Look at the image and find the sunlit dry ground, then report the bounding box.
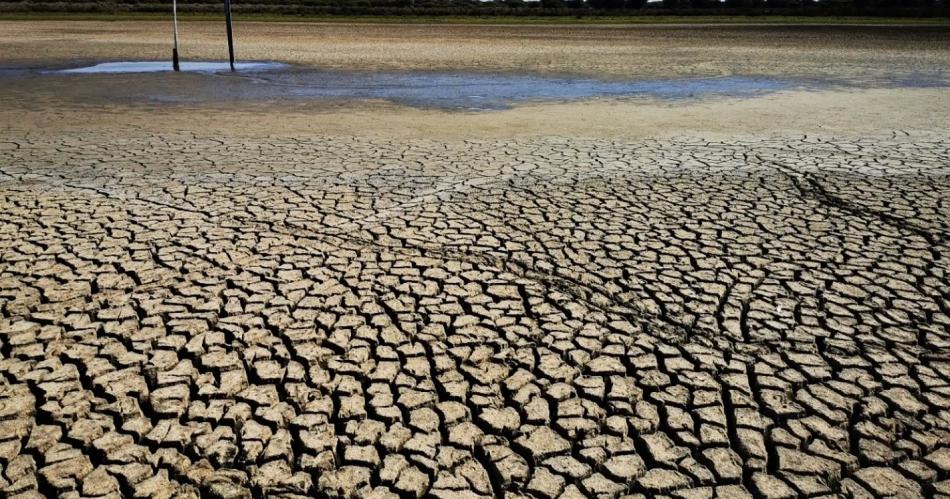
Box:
[1,21,949,499]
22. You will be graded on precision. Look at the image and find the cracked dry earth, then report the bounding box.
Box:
[0,130,949,499]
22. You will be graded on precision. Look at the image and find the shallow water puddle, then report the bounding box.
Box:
[6,60,949,110]
[236,70,791,110]
[55,61,288,74]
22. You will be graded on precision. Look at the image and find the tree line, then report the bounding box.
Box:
[1,0,946,16]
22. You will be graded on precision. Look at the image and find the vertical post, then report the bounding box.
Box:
[224,0,235,71]
[172,0,180,71]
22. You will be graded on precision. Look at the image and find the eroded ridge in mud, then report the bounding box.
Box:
[0,131,948,498]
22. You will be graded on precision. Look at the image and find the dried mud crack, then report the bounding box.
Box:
[1,131,949,499]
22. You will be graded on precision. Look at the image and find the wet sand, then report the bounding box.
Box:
[1,21,949,139]
[2,21,949,78]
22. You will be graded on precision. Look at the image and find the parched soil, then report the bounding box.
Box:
[1,21,949,499]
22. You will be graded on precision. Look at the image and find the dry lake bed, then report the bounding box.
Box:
[1,21,949,499]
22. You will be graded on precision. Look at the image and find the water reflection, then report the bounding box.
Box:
[2,60,946,111]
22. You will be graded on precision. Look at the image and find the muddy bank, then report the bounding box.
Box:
[1,21,948,139]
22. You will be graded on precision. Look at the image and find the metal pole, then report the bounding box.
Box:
[224,0,235,71]
[172,0,180,71]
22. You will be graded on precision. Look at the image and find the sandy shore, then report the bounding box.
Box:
[2,21,949,78]
[2,86,948,141]
[1,21,949,139]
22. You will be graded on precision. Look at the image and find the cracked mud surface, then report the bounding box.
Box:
[1,130,948,498]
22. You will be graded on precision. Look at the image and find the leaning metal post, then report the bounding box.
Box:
[224,0,235,71]
[172,0,180,71]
